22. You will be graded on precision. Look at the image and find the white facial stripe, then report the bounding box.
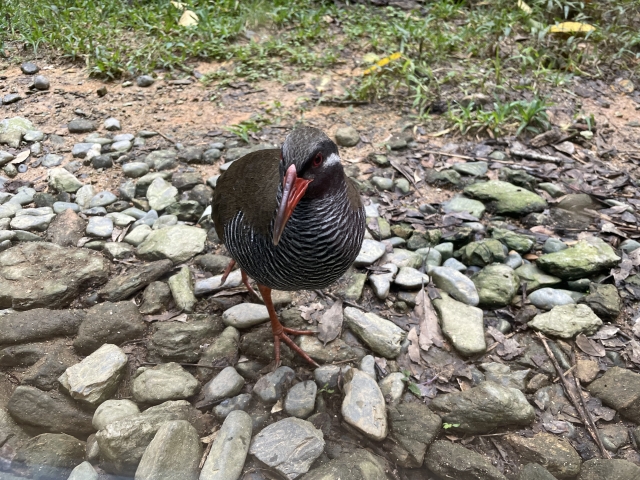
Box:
[325,152,340,167]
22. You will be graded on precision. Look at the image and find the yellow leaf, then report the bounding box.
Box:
[362,52,402,75]
[549,22,596,35]
[171,1,185,10]
[517,0,532,14]
[363,53,380,63]
[178,10,198,27]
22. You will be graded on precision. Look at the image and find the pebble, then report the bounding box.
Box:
[360,355,376,378]
[200,410,252,480]
[86,216,114,238]
[430,266,480,306]
[58,344,127,406]
[314,365,342,390]
[369,263,398,299]
[505,432,581,478]
[137,75,155,87]
[472,263,519,307]
[482,362,529,391]
[33,74,51,93]
[147,177,178,211]
[223,303,269,328]
[213,393,252,420]
[341,369,388,441]
[68,119,97,134]
[10,213,55,231]
[426,441,507,480]
[68,461,99,480]
[48,167,84,192]
[543,238,568,253]
[89,191,117,208]
[201,366,245,405]
[123,161,149,178]
[250,417,325,479]
[253,366,295,404]
[505,251,523,269]
[93,399,140,430]
[379,372,405,405]
[136,224,207,263]
[394,266,429,289]
[21,61,39,74]
[453,161,488,176]
[433,293,486,356]
[131,362,200,404]
[82,206,107,216]
[529,287,576,310]
[442,196,485,219]
[23,129,44,142]
[104,117,121,131]
[371,176,394,191]
[529,304,603,338]
[343,306,405,358]
[2,93,22,105]
[167,265,196,313]
[135,420,201,480]
[394,178,410,194]
[284,381,317,418]
[106,212,135,227]
[537,237,620,280]
[354,238,386,267]
[335,126,360,147]
[380,248,422,269]
[111,140,132,153]
[442,257,466,271]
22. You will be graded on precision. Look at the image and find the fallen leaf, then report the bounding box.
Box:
[363,52,402,75]
[575,334,605,357]
[317,300,343,345]
[178,10,198,27]
[143,310,183,323]
[427,128,452,137]
[549,22,596,35]
[407,327,421,364]
[592,325,619,340]
[415,288,444,351]
[517,0,532,14]
[530,226,555,235]
[10,150,29,164]
[170,0,185,9]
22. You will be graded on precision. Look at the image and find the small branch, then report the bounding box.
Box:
[536,332,610,459]
[140,362,220,369]
[156,131,177,145]
[511,149,563,163]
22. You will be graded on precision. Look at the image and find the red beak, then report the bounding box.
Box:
[273,164,311,245]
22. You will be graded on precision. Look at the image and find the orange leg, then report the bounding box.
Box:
[220,260,258,298]
[257,284,319,368]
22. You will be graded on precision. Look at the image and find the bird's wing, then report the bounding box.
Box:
[212,148,281,241]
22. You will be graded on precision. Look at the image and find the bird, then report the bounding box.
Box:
[211,126,365,367]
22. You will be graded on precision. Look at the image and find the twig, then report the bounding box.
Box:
[322,291,362,310]
[156,131,177,145]
[140,362,219,369]
[421,149,485,161]
[535,332,610,458]
[511,149,563,163]
[330,357,358,365]
[389,159,417,188]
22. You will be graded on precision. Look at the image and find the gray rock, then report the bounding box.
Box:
[253,366,295,404]
[0,202,21,219]
[2,93,23,105]
[433,293,486,356]
[442,257,467,271]
[10,213,55,231]
[442,196,485,218]
[86,216,114,238]
[465,180,547,215]
[8,386,95,436]
[543,238,568,253]
[430,266,480,306]
[111,139,131,153]
[147,315,222,362]
[74,185,96,210]
[167,265,197,313]
[124,224,152,246]
[213,393,252,420]
[0,309,86,346]
[92,399,140,430]
[147,177,178,211]
[360,354,376,378]
[223,303,269,328]
[472,264,519,307]
[68,461,98,480]
[298,335,366,364]
[577,459,640,480]
[529,288,576,310]
[33,75,50,91]
[341,369,388,441]
[430,381,535,434]
[425,440,507,480]
[481,362,529,391]
[131,362,200,404]
[384,402,441,468]
[581,282,621,319]
[145,150,177,171]
[369,263,397,300]
[0,116,34,148]
[394,266,429,289]
[600,424,628,452]
[99,259,173,301]
[250,417,324,479]
[379,372,405,406]
[197,326,239,379]
[0,150,15,166]
[300,449,387,480]
[201,366,245,405]
[135,420,202,480]
[587,367,640,423]
[123,161,149,178]
[52,201,79,214]
[335,126,360,147]
[343,306,405,358]
[519,463,557,480]
[48,167,83,192]
[354,239,386,267]
[12,433,85,480]
[285,381,317,418]
[515,264,562,291]
[313,365,341,390]
[74,301,145,354]
[371,176,394,191]
[89,191,117,208]
[68,119,96,133]
[505,432,581,479]
[0,243,108,309]
[537,236,620,280]
[529,304,602,339]
[104,117,121,131]
[9,187,36,205]
[137,225,206,263]
[24,129,44,142]
[58,344,127,406]
[201,410,252,480]
[137,75,155,87]
[453,161,488,176]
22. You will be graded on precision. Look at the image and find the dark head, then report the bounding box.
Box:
[273,126,345,245]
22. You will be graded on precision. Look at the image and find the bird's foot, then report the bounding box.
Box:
[273,329,319,368]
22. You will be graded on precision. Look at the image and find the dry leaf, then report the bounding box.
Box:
[178,10,198,27]
[549,22,596,35]
[415,288,444,351]
[575,334,605,357]
[529,226,555,235]
[517,0,532,14]
[317,300,343,345]
[170,1,185,9]
[10,150,29,164]
[592,325,619,340]
[143,310,183,323]
[407,327,421,364]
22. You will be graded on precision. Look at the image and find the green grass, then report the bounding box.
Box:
[1,0,639,136]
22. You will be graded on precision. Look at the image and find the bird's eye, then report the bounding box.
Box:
[312,152,323,168]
